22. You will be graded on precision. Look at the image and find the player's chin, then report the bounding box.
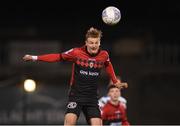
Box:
[114,97,119,100]
[91,50,98,54]
[112,98,118,102]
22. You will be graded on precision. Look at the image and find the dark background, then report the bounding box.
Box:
[0,0,180,125]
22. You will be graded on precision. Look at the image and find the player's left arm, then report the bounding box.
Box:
[104,60,118,83]
[121,106,130,126]
[104,52,128,89]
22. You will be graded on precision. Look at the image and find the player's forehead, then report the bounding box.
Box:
[109,87,120,92]
[86,37,100,43]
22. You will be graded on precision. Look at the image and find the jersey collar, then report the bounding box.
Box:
[83,45,101,57]
[108,101,120,108]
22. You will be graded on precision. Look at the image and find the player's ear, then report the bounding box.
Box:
[98,38,101,46]
[98,41,101,46]
[107,92,110,96]
[85,41,88,46]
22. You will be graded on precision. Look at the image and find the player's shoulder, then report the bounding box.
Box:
[75,45,87,52]
[99,96,110,103]
[119,96,127,104]
[65,46,82,54]
[99,49,110,60]
[100,49,109,55]
[102,101,110,110]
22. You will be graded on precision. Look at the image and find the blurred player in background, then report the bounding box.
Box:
[23,27,127,125]
[99,76,127,110]
[101,85,130,126]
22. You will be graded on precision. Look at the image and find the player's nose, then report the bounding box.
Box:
[93,44,98,47]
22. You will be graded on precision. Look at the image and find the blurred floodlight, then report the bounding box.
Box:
[24,79,36,92]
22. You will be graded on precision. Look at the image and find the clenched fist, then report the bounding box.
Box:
[23,55,37,61]
[114,79,128,89]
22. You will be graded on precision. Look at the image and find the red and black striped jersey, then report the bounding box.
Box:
[37,45,118,104]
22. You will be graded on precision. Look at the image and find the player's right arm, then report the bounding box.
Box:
[101,107,111,125]
[23,48,76,62]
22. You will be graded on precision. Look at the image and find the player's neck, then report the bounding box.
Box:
[84,45,101,57]
[110,100,119,106]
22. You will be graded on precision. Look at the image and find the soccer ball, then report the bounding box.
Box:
[102,6,121,25]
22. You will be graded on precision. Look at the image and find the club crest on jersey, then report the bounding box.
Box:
[89,62,94,68]
[115,111,121,118]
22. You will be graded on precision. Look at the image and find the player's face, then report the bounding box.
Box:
[86,37,100,54]
[108,88,121,102]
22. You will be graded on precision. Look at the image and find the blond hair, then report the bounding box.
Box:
[85,27,102,40]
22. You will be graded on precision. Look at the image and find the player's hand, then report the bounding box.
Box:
[114,79,128,89]
[23,54,33,61]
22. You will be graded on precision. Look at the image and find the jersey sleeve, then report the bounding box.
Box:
[119,97,127,109]
[101,106,112,125]
[104,52,118,84]
[98,96,111,110]
[121,106,130,126]
[37,48,76,62]
[101,107,107,120]
[37,54,61,62]
[61,48,77,62]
